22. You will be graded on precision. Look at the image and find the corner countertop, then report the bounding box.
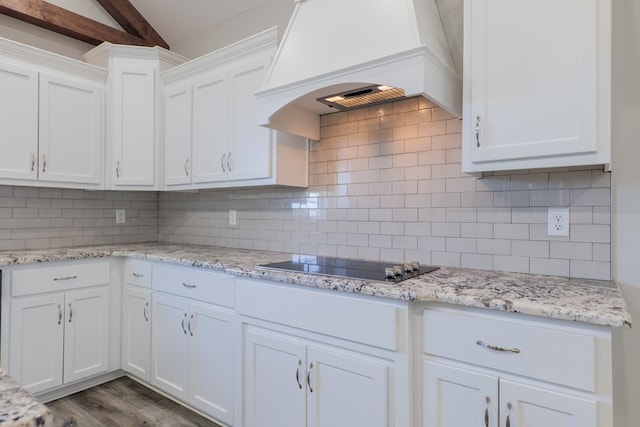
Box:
[0,242,631,328]
[0,369,55,427]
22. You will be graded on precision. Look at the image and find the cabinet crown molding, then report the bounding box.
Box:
[84,42,188,69]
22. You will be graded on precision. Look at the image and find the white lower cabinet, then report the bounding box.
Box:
[4,262,112,395]
[244,326,389,427]
[421,306,611,427]
[122,285,151,381]
[424,361,597,427]
[151,264,235,425]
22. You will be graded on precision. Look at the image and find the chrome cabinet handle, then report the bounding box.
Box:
[484,396,490,427]
[181,313,188,334]
[476,340,520,354]
[115,161,120,178]
[143,302,149,322]
[221,153,226,172]
[42,155,47,173]
[188,314,194,336]
[475,116,481,147]
[295,359,303,389]
[31,153,35,172]
[132,272,144,278]
[227,152,231,172]
[54,275,77,281]
[182,282,196,289]
[307,362,314,393]
[505,402,512,427]
[68,303,73,323]
[184,158,190,176]
[57,304,62,325]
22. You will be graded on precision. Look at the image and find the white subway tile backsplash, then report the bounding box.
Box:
[570,260,611,280]
[494,223,530,240]
[550,241,592,260]
[549,171,592,189]
[571,188,611,207]
[530,258,570,277]
[571,224,611,243]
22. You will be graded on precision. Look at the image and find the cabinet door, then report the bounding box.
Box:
[111,65,157,187]
[63,286,110,383]
[122,286,151,381]
[188,303,234,424]
[228,57,272,181]
[0,62,38,181]
[192,73,228,184]
[151,293,190,399]
[39,73,104,186]
[423,361,498,427]
[9,294,64,394]
[500,379,597,427]
[164,84,193,186]
[243,327,307,427]
[463,0,603,170]
[307,345,389,427]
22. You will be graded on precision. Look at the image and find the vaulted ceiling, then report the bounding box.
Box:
[0,0,272,51]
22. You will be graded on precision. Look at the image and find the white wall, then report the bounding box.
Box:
[612,1,640,426]
[170,0,294,58]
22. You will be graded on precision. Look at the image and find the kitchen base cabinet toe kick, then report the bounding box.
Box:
[0,254,620,427]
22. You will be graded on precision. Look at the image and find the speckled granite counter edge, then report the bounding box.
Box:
[0,243,632,328]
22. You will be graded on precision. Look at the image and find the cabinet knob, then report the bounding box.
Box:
[143,302,149,322]
[221,153,226,173]
[181,313,188,334]
[188,314,194,336]
[505,402,512,427]
[115,161,120,178]
[31,153,35,172]
[68,303,73,323]
[184,158,190,176]
[227,152,232,172]
[484,396,490,427]
[57,304,62,325]
[41,155,47,173]
[475,116,481,147]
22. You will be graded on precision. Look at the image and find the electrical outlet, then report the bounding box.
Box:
[229,209,237,226]
[116,209,126,224]
[547,207,569,237]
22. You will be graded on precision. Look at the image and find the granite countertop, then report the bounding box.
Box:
[0,242,632,328]
[0,369,55,427]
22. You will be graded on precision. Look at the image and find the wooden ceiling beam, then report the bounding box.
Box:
[95,0,169,49]
[0,0,158,48]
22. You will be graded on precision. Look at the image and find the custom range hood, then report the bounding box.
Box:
[255,0,463,140]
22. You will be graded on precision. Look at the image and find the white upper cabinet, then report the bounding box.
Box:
[0,37,107,189]
[462,0,612,172]
[38,73,103,186]
[0,62,38,181]
[84,44,187,190]
[162,27,308,190]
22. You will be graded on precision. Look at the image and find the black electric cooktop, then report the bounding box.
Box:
[256,255,438,283]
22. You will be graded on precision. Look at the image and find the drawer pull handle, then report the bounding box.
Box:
[143,302,149,322]
[307,362,314,393]
[476,340,520,354]
[182,282,196,289]
[484,396,490,427]
[57,304,62,325]
[132,272,144,278]
[506,402,512,427]
[54,275,77,281]
[181,313,188,334]
[295,359,303,389]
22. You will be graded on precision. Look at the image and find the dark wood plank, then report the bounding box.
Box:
[0,0,153,47]
[95,0,169,49]
[47,377,223,427]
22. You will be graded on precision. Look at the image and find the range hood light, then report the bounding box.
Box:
[317,84,406,111]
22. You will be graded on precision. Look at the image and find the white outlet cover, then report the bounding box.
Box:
[547,207,569,237]
[116,209,126,224]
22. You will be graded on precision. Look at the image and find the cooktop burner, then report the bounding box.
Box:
[256,255,438,283]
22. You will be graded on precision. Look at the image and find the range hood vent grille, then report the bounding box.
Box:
[317,85,405,111]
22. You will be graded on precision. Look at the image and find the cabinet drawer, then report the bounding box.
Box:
[153,264,234,308]
[11,261,110,297]
[124,260,152,288]
[423,309,596,391]
[236,279,399,351]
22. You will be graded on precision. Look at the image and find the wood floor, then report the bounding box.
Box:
[47,376,224,427]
